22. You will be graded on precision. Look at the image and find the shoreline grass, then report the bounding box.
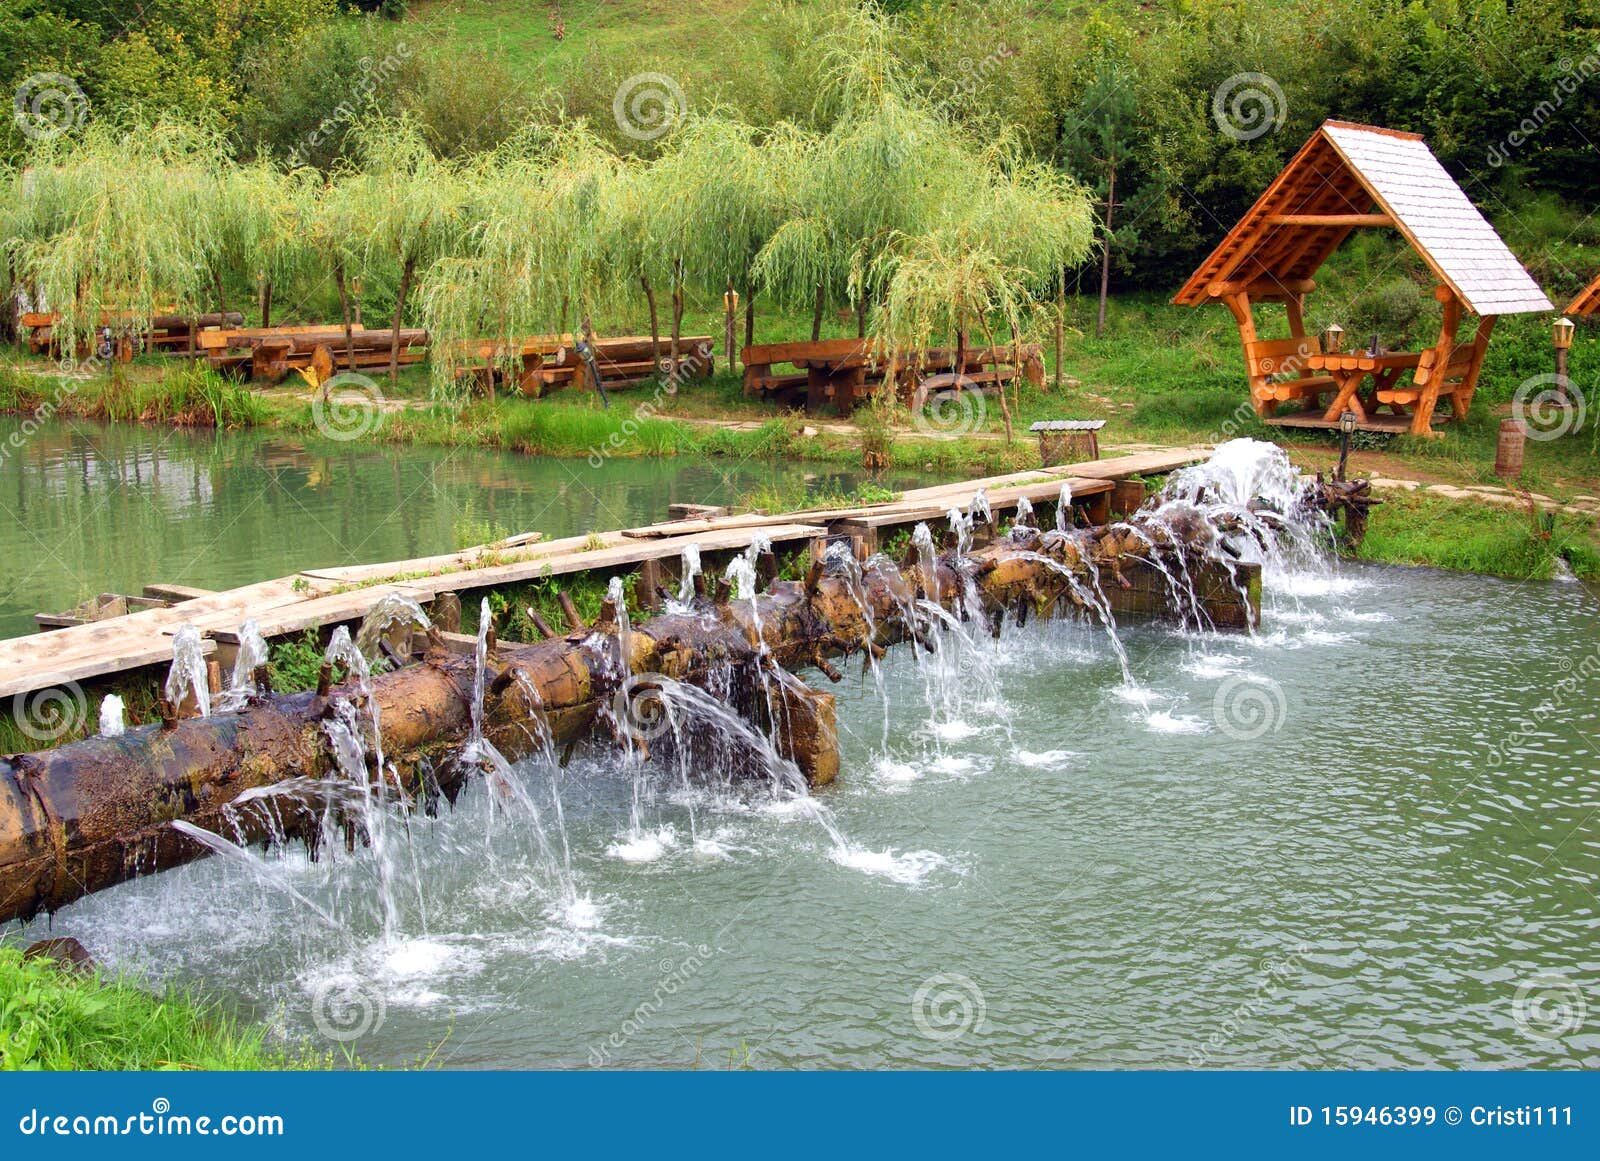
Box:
[0,945,327,1071]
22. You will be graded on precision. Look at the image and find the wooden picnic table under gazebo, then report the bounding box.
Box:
[1173,120,1552,436]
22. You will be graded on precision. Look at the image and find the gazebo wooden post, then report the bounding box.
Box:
[1455,315,1496,417]
[1411,287,1461,436]
[1220,291,1271,417]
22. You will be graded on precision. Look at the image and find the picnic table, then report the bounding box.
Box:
[741,340,1043,415]
[1305,350,1423,423]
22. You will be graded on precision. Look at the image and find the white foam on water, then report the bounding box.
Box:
[692,837,735,860]
[1336,608,1391,623]
[829,844,951,886]
[555,895,602,930]
[929,720,982,741]
[1013,748,1076,769]
[384,937,455,977]
[1113,683,1160,708]
[390,987,449,1008]
[606,826,678,863]
[875,756,922,786]
[1183,654,1246,680]
[928,755,976,776]
[1141,710,1211,735]
[1274,608,1327,626]
[1276,574,1369,598]
[1300,629,1354,646]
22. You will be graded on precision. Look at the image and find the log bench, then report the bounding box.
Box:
[198,326,428,384]
[453,335,713,397]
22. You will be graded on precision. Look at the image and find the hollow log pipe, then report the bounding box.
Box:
[0,526,1256,924]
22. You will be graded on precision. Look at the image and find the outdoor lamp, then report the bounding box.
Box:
[1320,323,1344,354]
[1337,409,1357,482]
[1553,315,1575,401]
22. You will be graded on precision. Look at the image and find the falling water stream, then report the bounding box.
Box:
[13,441,1599,1069]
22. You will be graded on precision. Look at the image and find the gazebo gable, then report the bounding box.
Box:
[1173,121,1551,316]
[1566,272,1600,316]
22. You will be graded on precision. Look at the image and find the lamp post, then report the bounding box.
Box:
[1337,409,1357,482]
[1319,323,1344,355]
[1553,315,1575,401]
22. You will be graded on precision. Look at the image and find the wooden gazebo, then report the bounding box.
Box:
[1174,120,1551,435]
[1564,274,1600,316]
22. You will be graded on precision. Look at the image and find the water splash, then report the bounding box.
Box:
[99,694,125,738]
[165,624,211,719]
[1056,481,1074,532]
[355,594,432,661]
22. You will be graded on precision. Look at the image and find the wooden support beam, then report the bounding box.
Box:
[1265,213,1394,228]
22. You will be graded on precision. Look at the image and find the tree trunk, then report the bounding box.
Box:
[211,267,227,315]
[390,256,416,383]
[856,295,867,339]
[725,279,737,373]
[0,530,1259,924]
[334,263,356,381]
[260,278,273,329]
[1054,266,1065,393]
[1096,163,1116,340]
[744,293,755,351]
[670,258,684,378]
[977,313,1013,444]
[641,275,661,377]
[811,281,826,342]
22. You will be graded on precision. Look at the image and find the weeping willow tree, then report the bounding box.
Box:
[420,123,625,398]
[10,122,232,363]
[752,5,973,341]
[340,119,469,380]
[866,151,1096,442]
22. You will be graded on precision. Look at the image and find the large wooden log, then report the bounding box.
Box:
[0,528,1258,924]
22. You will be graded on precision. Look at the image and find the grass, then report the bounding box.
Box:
[0,946,325,1070]
[1354,491,1600,580]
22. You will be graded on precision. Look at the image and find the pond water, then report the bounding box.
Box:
[17,526,1599,1068]
[0,416,919,640]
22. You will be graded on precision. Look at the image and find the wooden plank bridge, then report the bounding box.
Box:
[0,446,1208,701]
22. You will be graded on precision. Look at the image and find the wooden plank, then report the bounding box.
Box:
[1266,213,1394,227]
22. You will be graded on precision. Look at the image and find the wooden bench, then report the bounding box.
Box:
[1244,336,1338,407]
[199,326,428,383]
[455,335,713,397]
[22,311,245,360]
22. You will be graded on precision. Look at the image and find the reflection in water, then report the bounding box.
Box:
[0,417,920,638]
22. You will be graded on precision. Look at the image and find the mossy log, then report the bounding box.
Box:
[0,526,1257,924]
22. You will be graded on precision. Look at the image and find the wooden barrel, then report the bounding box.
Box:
[1494,417,1526,478]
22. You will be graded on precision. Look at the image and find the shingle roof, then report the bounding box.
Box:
[1173,121,1552,316]
[1565,272,1600,316]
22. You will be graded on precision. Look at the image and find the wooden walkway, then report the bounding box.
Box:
[0,446,1208,700]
